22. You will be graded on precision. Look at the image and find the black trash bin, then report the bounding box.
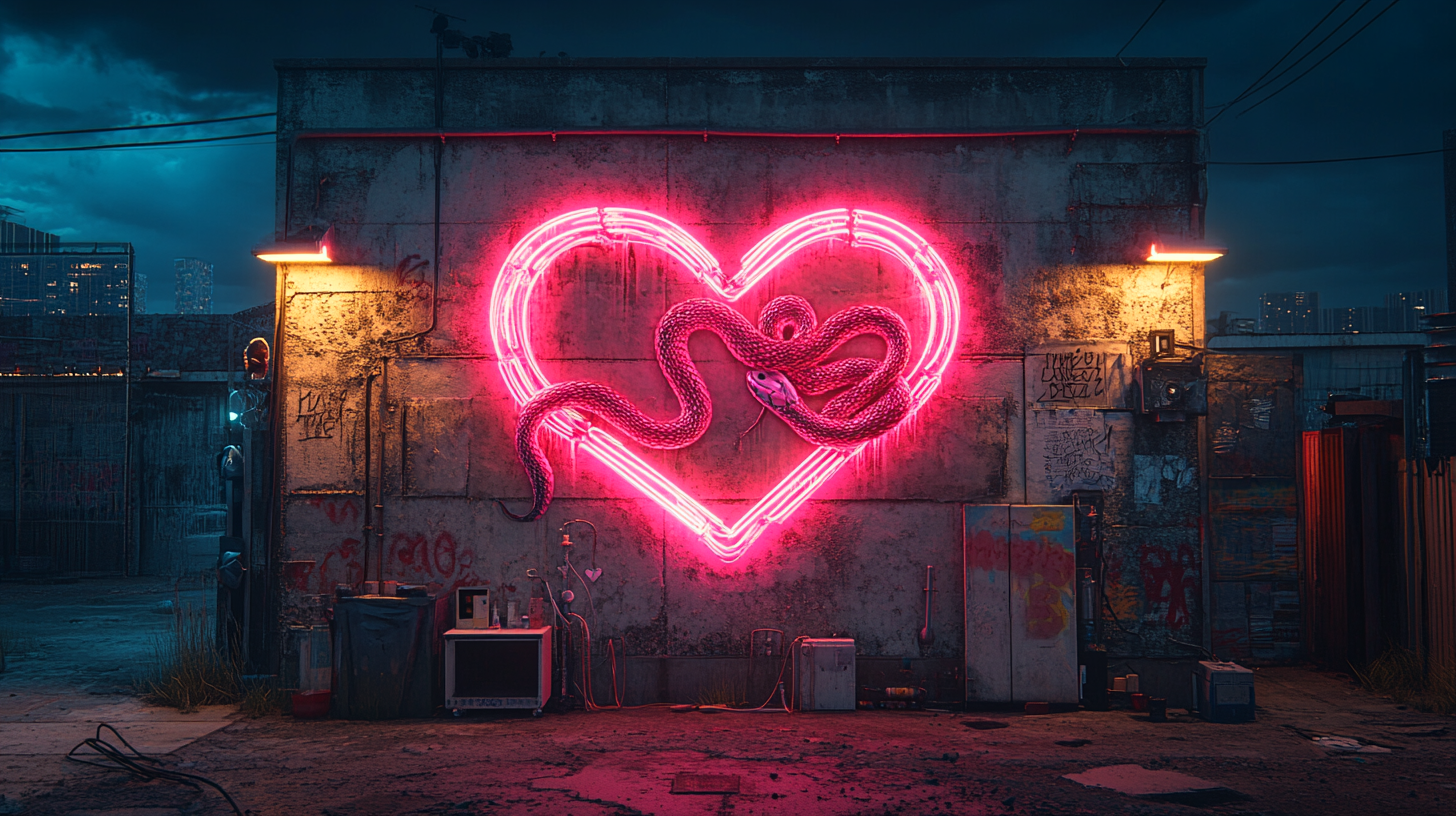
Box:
[332,594,448,719]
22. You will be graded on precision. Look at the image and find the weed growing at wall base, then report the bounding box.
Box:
[1354,647,1456,715]
[135,603,240,712]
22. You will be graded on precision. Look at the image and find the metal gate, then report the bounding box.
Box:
[3,382,127,574]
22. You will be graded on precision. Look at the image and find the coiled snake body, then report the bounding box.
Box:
[499,296,912,521]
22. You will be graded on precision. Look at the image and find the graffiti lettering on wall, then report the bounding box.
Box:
[296,390,341,440]
[1030,410,1127,496]
[29,461,122,509]
[1036,349,1107,402]
[289,496,486,594]
[1140,544,1198,630]
[307,497,359,526]
[388,531,485,590]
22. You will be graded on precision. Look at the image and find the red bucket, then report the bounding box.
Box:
[291,690,331,719]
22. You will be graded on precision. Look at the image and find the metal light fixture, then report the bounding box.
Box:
[253,226,334,264]
[1146,242,1226,263]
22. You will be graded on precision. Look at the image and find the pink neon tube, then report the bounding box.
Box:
[489,207,962,562]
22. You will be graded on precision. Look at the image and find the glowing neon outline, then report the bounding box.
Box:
[489,207,961,562]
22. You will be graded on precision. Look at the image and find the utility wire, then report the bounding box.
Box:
[0,131,276,153]
[1115,0,1167,59]
[0,111,275,142]
[1228,0,1373,112]
[1236,0,1402,118]
[1206,0,1349,124]
[1209,146,1449,165]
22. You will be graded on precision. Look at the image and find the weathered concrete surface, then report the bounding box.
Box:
[10,667,1455,815]
[0,576,235,805]
[271,60,1209,689]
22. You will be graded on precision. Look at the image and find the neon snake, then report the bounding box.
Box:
[498,296,913,521]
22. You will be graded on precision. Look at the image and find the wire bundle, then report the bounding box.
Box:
[66,723,244,816]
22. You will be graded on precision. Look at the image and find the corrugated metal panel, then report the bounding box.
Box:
[1302,428,1357,668]
[1419,458,1456,669]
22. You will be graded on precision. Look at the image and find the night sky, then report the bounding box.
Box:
[0,0,1451,317]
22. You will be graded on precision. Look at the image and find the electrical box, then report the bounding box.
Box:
[964,505,1079,704]
[444,627,553,714]
[795,638,856,711]
[1138,358,1207,417]
[1193,661,1255,723]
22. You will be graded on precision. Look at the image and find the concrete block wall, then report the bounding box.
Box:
[271,58,1208,699]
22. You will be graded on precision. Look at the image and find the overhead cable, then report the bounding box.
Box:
[1222,0,1373,118]
[1114,0,1168,60]
[0,111,275,142]
[0,131,277,153]
[1236,0,1403,118]
[1209,146,1448,165]
[1206,0,1349,124]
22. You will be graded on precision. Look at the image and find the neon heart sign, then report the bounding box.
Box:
[489,207,961,562]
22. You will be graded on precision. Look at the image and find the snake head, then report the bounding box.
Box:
[746,370,799,413]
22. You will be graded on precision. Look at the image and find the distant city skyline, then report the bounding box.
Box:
[0,214,135,317]
[1213,288,1448,336]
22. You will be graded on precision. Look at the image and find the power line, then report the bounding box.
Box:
[1236,0,1402,118]
[1206,0,1349,125]
[1209,146,1448,166]
[0,112,275,142]
[0,131,276,153]
[1115,0,1168,59]
[1232,0,1372,109]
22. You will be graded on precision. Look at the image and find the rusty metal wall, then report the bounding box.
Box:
[1302,429,1354,668]
[1301,425,1407,669]
[1416,457,1456,669]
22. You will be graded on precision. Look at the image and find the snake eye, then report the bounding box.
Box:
[756,373,766,380]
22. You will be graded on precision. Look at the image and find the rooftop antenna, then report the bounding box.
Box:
[413,4,512,127]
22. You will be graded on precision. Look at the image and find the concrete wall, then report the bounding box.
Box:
[272,58,1208,698]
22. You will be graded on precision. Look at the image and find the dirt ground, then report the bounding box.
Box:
[3,578,1454,815]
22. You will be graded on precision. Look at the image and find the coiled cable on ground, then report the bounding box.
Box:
[66,723,244,816]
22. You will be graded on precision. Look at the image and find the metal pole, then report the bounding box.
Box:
[123,244,134,575]
[12,393,22,574]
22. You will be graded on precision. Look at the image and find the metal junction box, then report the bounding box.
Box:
[1194,661,1255,723]
[795,638,856,711]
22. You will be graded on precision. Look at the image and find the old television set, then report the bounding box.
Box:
[444,627,553,715]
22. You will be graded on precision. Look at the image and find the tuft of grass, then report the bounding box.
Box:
[696,674,746,707]
[136,603,240,713]
[239,678,288,718]
[1354,647,1456,715]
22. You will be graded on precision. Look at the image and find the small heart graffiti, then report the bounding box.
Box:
[584,568,602,582]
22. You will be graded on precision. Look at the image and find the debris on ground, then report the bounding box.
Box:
[1062,764,1245,806]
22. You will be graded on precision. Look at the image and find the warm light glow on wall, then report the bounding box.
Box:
[489,207,962,563]
[1147,243,1225,263]
[253,227,334,265]
[255,245,331,264]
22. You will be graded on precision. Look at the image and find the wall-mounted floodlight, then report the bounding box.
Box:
[1147,242,1226,263]
[253,227,334,264]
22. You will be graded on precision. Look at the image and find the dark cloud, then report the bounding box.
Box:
[0,0,1451,314]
